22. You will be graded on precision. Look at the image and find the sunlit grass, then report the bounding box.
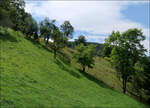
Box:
[0,27,148,108]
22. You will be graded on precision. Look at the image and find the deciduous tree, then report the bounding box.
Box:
[60,21,74,44]
[75,35,86,46]
[74,44,96,72]
[104,28,146,93]
[50,27,64,59]
[40,18,55,45]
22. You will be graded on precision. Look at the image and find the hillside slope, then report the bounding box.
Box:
[0,27,148,108]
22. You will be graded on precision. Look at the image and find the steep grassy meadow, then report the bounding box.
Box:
[0,27,148,108]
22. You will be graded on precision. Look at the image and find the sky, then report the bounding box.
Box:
[25,0,150,56]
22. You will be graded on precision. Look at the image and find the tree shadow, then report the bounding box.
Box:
[0,30,18,42]
[58,54,71,65]
[25,37,51,52]
[78,69,115,90]
[55,59,81,79]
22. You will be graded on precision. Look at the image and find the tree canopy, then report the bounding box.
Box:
[75,35,87,46]
[40,18,56,45]
[50,25,64,59]
[104,28,146,93]
[74,44,96,72]
[60,21,74,41]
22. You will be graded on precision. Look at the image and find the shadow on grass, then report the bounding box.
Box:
[25,37,51,52]
[55,59,81,79]
[78,69,115,90]
[0,30,18,42]
[58,53,71,66]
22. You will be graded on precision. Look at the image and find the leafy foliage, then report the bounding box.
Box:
[0,0,25,29]
[104,28,146,93]
[40,18,56,45]
[0,7,13,27]
[143,57,150,102]
[102,45,113,57]
[0,0,39,40]
[74,44,96,72]
[24,14,38,34]
[60,20,74,41]
[50,26,64,59]
[75,35,87,46]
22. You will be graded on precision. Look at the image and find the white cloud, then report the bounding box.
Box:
[25,1,150,55]
[25,1,149,33]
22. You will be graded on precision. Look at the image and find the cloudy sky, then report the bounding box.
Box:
[25,0,150,55]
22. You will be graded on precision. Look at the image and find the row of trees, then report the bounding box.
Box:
[39,18,74,58]
[72,29,149,103]
[0,0,38,40]
[0,0,95,67]
[75,30,149,102]
[39,17,96,72]
[1,0,149,103]
[0,0,75,59]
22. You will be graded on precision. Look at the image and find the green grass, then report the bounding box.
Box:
[0,27,148,108]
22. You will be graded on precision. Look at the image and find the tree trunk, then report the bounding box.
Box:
[34,33,38,41]
[46,37,49,45]
[122,76,127,94]
[139,93,142,102]
[124,78,127,93]
[139,84,142,102]
[122,78,125,93]
[13,24,18,31]
[54,50,56,59]
[46,38,48,45]
[82,66,85,72]
[44,37,46,41]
